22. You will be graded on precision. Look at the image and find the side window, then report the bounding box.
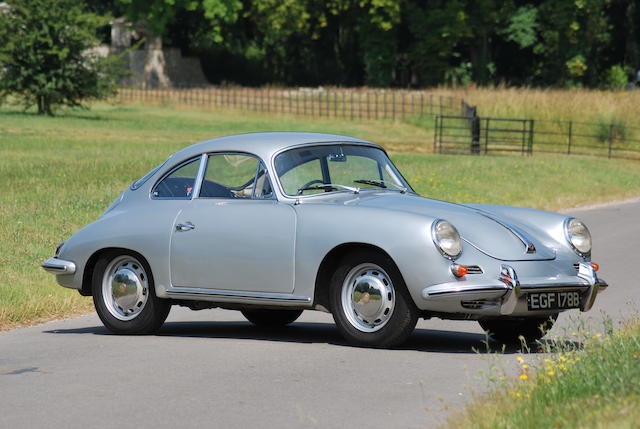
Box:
[200,154,271,199]
[152,158,201,199]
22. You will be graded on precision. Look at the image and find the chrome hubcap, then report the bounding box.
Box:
[102,256,149,321]
[341,263,395,332]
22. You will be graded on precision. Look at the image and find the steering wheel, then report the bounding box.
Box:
[297,179,325,195]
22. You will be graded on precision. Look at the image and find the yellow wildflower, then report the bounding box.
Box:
[515,392,522,398]
[519,374,528,380]
[517,356,524,363]
[547,371,555,376]
[522,364,529,370]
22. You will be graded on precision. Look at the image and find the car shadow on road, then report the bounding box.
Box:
[44,321,580,354]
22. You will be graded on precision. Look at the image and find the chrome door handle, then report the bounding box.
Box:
[175,222,195,231]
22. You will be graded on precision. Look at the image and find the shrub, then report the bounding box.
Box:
[0,0,122,115]
[603,65,629,90]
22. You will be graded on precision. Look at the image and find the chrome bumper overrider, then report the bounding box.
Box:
[421,262,607,314]
[41,257,76,275]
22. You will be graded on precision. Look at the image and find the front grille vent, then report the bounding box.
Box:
[573,263,580,271]
[461,299,499,310]
[466,265,484,274]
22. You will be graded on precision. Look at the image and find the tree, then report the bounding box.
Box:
[0,0,122,115]
[534,0,611,86]
[405,0,468,86]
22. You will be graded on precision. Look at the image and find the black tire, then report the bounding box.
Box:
[241,309,303,327]
[92,250,171,334]
[329,249,418,348]
[479,314,558,344]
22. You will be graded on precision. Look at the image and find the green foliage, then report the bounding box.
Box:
[596,118,629,145]
[534,0,612,86]
[108,0,637,88]
[445,61,473,87]
[0,0,123,115]
[566,54,588,78]
[448,320,640,428]
[501,5,538,49]
[406,0,468,86]
[117,0,241,41]
[603,64,629,89]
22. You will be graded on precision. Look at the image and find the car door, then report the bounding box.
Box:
[169,153,296,293]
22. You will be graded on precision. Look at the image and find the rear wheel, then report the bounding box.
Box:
[329,250,418,348]
[241,309,303,327]
[92,251,170,334]
[479,314,558,344]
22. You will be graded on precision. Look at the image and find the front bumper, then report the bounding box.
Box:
[421,262,607,316]
[41,257,76,275]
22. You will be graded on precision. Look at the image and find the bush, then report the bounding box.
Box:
[0,0,122,115]
[603,65,629,90]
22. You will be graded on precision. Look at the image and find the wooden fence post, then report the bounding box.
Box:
[567,121,573,155]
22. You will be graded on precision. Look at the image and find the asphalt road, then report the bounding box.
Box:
[1,199,639,429]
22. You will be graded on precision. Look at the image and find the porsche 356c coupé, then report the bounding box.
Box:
[42,132,607,347]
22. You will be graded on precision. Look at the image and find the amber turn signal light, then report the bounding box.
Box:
[451,264,468,277]
[590,262,600,271]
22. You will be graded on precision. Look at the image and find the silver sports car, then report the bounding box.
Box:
[42,132,607,347]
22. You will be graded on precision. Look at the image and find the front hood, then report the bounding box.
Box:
[351,193,556,261]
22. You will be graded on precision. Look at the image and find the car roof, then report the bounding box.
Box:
[167,132,383,164]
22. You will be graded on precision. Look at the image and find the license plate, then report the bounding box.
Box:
[527,291,581,311]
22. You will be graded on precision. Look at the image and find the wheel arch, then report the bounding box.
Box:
[80,247,152,296]
[313,242,406,311]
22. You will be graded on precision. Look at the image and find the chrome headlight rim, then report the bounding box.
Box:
[431,219,462,260]
[563,217,592,257]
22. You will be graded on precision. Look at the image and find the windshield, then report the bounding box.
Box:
[274,144,412,196]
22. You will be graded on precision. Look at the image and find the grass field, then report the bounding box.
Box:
[447,319,640,428]
[2,103,640,328]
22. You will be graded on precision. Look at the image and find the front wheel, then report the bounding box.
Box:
[241,309,303,327]
[479,314,558,344]
[92,251,171,334]
[329,250,418,348]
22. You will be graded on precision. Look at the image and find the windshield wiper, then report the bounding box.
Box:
[297,183,360,195]
[353,179,407,194]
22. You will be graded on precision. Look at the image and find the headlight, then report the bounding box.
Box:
[564,218,592,256]
[431,219,462,259]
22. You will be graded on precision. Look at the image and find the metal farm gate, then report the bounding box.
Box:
[435,115,534,155]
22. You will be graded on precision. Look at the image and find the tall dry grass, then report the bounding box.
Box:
[437,87,640,125]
